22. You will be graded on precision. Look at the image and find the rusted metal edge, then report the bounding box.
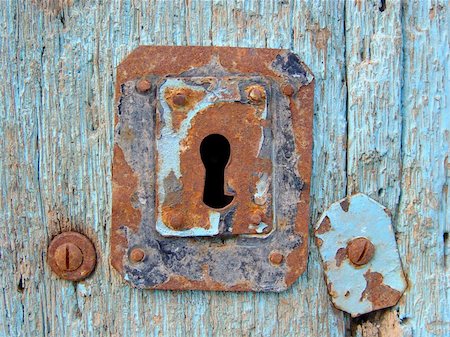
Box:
[112,46,314,291]
[314,194,407,315]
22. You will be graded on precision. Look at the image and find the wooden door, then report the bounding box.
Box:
[1,1,448,336]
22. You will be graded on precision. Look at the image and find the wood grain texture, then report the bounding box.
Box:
[0,0,447,336]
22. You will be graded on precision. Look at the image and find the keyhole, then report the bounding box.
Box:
[200,134,234,209]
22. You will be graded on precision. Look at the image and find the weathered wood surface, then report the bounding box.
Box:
[0,0,448,336]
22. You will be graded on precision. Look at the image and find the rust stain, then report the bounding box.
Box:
[316,216,331,235]
[315,237,324,247]
[362,271,402,310]
[111,145,141,273]
[340,198,350,212]
[152,265,253,292]
[335,247,347,267]
[32,0,73,15]
[307,24,331,71]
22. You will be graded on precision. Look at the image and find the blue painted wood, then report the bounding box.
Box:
[0,0,448,336]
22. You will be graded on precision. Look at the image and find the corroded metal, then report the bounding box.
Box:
[314,194,407,316]
[112,46,314,291]
[156,76,272,237]
[347,237,375,266]
[48,232,96,281]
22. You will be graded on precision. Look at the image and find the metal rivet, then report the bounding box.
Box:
[136,79,152,93]
[129,248,145,263]
[347,237,375,266]
[282,84,295,96]
[269,251,284,265]
[247,86,265,103]
[172,93,187,106]
[249,213,262,225]
[48,231,96,281]
[168,212,184,230]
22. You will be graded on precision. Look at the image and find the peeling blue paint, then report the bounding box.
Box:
[315,194,407,317]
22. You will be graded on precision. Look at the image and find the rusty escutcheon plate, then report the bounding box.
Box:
[111,46,314,291]
[314,194,407,316]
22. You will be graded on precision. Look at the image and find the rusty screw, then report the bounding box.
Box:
[269,251,284,265]
[136,79,152,93]
[347,237,375,266]
[48,231,96,281]
[129,248,145,263]
[54,242,83,272]
[247,86,265,103]
[172,93,187,106]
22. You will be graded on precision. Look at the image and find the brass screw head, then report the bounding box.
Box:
[172,93,187,106]
[54,242,83,272]
[48,231,96,281]
[269,251,284,265]
[347,237,375,266]
[129,248,145,263]
[247,86,266,103]
[136,79,152,93]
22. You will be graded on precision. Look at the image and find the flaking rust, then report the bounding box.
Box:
[112,46,314,291]
[156,77,273,236]
[314,194,407,316]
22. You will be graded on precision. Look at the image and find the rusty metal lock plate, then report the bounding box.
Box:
[112,46,314,291]
[314,194,407,316]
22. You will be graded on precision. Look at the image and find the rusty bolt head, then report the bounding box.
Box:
[172,93,187,106]
[282,84,295,96]
[48,231,96,281]
[247,86,266,103]
[269,251,284,265]
[347,237,375,266]
[136,79,152,93]
[54,242,83,272]
[129,248,145,263]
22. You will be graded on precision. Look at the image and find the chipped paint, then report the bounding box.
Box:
[248,222,269,234]
[254,173,270,206]
[314,193,407,316]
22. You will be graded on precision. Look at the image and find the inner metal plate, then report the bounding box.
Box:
[155,76,273,237]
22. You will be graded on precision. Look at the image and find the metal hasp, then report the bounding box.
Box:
[112,46,314,291]
[314,194,407,316]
